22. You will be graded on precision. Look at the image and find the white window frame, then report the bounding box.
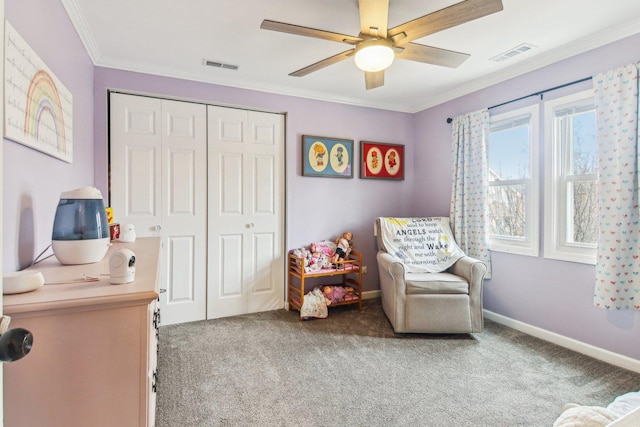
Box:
[544,90,597,264]
[488,104,540,257]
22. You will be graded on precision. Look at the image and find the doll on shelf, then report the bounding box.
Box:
[331,231,353,268]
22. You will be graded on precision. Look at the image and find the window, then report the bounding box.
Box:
[488,105,539,256]
[544,90,597,264]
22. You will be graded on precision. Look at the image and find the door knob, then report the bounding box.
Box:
[154,225,162,231]
[0,317,32,363]
[0,328,33,362]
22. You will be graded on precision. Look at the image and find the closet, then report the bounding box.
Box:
[109,92,285,325]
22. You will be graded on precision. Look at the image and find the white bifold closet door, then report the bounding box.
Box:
[110,94,285,324]
[207,106,285,319]
[110,93,207,325]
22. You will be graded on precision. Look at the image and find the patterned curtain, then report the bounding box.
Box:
[593,63,640,310]
[450,109,492,278]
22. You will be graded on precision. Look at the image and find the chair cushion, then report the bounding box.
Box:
[405,272,469,295]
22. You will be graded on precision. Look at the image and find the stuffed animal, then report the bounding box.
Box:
[293,247,320,272]
[553,404,619,427]
[322,285,347,305]
[310,241,336,257]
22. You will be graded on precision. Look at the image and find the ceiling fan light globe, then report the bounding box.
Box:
[354,40,394,72]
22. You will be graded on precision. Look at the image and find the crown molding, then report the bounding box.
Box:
[62,2,640,114]
[413,16,640,112]
[61,0,102,64]
[93,56,416,113]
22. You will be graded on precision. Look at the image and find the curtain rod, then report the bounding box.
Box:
[445,76,592,124]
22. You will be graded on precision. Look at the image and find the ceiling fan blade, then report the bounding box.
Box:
[358,0,389,38]
[365,70,385,90]
[397,43,470,68]
[261,20,362,45]
[289,49,355,77]
[388,0,503,46]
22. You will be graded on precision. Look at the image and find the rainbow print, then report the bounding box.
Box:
[4,22,73,162]
[24,70,66,152]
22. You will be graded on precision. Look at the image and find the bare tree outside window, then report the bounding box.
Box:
[544,90,597,264]
[488,121,531,240]
[567,110,597,245]
[488,176,525,238]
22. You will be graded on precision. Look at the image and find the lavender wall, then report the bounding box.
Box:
[3,0,94,271]
[413,34,640,360]
[93,69,416,291]
[5,0,639,361]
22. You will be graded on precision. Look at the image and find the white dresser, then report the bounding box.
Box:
[3,237,161,427]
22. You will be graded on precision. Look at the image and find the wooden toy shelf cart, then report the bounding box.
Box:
[287,249,363,312]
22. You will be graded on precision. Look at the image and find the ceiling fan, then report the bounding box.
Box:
[261,0,503,90]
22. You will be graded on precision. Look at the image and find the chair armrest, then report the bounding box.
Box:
[450,255,487,332]
[377,251,406,290]
[450,256,487,293]
[376,251,409,331]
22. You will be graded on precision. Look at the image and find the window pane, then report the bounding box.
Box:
[568,180,597,244]
[488,184,525,238]
[570,111,597,175]
[489,126,530,180]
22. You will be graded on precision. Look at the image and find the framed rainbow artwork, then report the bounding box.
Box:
[4,22,73,163]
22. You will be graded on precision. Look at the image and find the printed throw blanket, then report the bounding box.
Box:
[379,217,465,273]
[300,287,328,319]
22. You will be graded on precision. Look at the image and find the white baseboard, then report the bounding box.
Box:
[484,310,640,374]
[362,290,381,300]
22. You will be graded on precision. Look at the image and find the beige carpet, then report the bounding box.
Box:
[156,299,640,426]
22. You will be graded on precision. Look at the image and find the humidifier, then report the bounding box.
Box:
[51,187,111,265]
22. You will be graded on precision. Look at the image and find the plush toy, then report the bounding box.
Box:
[307,253,323,272]
[293,247,320,272]
[322,285,347,305]
[310,240,336,257]
[553,404,619,427]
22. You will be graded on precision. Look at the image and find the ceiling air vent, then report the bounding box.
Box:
[490,43,537,62]
[203,59,239,71]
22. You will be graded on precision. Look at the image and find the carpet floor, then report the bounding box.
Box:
[156,299,640,426]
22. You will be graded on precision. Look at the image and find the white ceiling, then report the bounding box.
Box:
[62,0,640,113]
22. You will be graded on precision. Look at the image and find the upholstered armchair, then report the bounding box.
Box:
[375,217,487,334]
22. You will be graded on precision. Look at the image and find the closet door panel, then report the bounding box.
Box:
[167,150,194,211]
[208,106,284,319]
[254,155,275,214]
[167,236,196,301]
[111,93,207,326]
[252,232,275,294]
[110,94,162,235]
[220,153,243,215]
[246,111,284,313]
[128,147,158,215]
[219,234,243,297]
[160,100,207,325]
